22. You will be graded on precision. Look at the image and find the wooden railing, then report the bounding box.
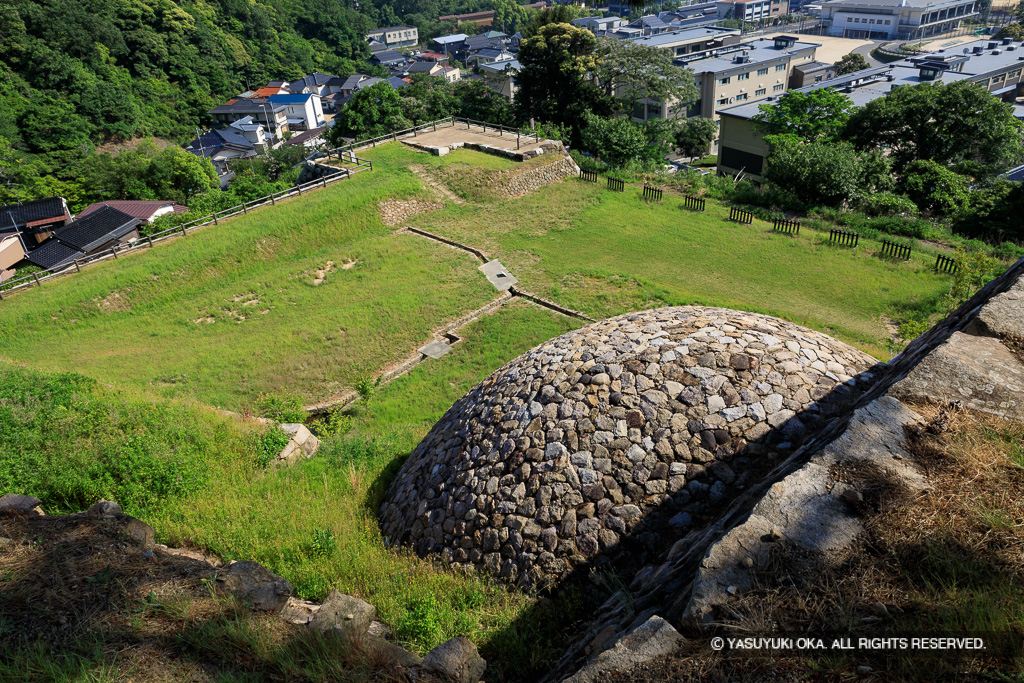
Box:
[0,158,373,300]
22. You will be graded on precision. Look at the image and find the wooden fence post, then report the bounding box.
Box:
[147,235,154,247]
[322,177,327,188]
[242,202,247,214]
[33,273,41,287]
[181,225,188,236]
[110,247,118,259]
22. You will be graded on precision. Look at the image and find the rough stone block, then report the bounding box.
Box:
[418,637,486,683]
[217,561,294,613]
[309,590,376,640]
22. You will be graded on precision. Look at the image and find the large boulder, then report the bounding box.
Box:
[308,590,376,640]
[564,615,685,682]
[0,494,43,515]
[216,561,294,612]
[415,637,487,683]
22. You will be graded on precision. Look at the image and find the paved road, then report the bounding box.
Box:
[852,39,888,67]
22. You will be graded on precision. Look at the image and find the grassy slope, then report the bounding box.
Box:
[361,144,951,359]
[0,155,496,411]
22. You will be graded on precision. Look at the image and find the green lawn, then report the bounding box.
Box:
[0,155,497,411]
[361,145,952,359]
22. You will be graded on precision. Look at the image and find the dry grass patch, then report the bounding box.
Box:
[609,402,1024,682]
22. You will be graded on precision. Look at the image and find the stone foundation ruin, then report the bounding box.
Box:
[379,306,879,586]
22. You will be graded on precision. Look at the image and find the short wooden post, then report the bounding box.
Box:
[147,235,154,247]
[297,184,303,195]
[517,133,520,150]
[33,273,41,287]
[74,260,81,273]
[242,202,247,214]
[110,247,118,259]
[180,225,187,236]
[271,194,275,205]
[0,287,4,300]
[214,214,218,225]
[322,177,327,188]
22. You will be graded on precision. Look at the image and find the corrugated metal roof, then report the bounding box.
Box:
[78,201,187,222]
[54,206,140,253]
[25,240,84,270]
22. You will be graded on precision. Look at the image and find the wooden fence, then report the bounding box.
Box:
[880,239,912,261]
[772,217,800,236]
[0,158,374,300]
[329,116,542,155]
[729,207,754,224]
[642,185,663,201]
[935,254,958,275]
[681,195,705,212]
[607,178,624,192]
[829,229,859,247]
[579,169,598,183]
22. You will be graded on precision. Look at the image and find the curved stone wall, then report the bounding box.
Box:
[379,307,879,586]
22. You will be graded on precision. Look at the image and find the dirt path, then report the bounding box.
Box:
[409,164,464,205]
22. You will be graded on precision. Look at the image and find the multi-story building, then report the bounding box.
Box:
[266,93,326,132]
[717,0,791,22]
[627,25,742,59]
[629,35,820,121]
[716,37,1024,179]
[366,25,419,48]
[815,0,979,40]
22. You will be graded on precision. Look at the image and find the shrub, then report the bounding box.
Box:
[256,393,307,423]
[858,192,919,218]
[310,527,338,558]
[252,427,290,469]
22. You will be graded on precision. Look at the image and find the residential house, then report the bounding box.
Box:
[387,76,412,90]
[815,0,979,40]
[628,35,819,129]
[283,126,326,149]
[629,15,672,36]
[186,118,266,175]
[371,49,407,67]
[368,39,386,52]
[366,25,419,48]
[432,34,469,54]
[479,58,522,100]
[716,37,1024,179]
[267,93,326,131]
[572,16,625,36]
[408,61,462,82]
[468,48,516,67]
[78,200,188,224]
[0,197,72,248]
[208,99,289,139]
[716,0,791,22]
[0,234,24,282]
[480,30,507,40]
[287,73,338,96]
[418,51,450,64]
[26,207,141,271]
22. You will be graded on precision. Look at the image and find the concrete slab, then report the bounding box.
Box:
[479,260,518,291]
[419,340,453,359]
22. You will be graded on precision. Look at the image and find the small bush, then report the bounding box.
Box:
[256,393,307,423]
[310,527,338,558]
[858,192,919,218]
[355,377,379,403]
[252,427,289,469]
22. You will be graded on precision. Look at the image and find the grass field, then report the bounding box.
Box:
[0,143,1010,680]
[363,144,953,359]
[0,155,501,411]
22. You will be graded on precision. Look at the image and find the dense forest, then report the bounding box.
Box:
[0,0,494,209]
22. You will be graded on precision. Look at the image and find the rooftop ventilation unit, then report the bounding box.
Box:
[987,41,997,49]
[1008,45,1017,51]
[993,49,1002,55]
[887,74,895,81]
[1003,37,1013,45]
[973,46,984,54]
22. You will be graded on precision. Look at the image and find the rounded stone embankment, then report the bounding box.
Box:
[379,306,878,587]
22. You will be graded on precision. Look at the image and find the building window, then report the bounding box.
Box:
[758,67,769,75]
[738,73,749,80]
[717,97,729,105]
[736,93,748,101]
[755,88,766,95]
[775,64,786,71]
[719,76,731,84]
[773,84,784,91]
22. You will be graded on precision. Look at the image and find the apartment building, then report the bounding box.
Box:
[716,37,1024,179]
[366,25,419,48]
[629,35,820,121]
[716,0,791,22]
[816,0,979,40]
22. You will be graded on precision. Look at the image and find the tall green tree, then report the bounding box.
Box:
[752,88,854,141]
[492,0,530,34]
[514,23,611,134]
[843,81,1024,177]
[330,82,412,143]
[763,138,862,206]
[593,38,698,119]
[834,52,869,75]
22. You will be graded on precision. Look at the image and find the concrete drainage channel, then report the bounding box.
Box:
[303,228,592,416]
